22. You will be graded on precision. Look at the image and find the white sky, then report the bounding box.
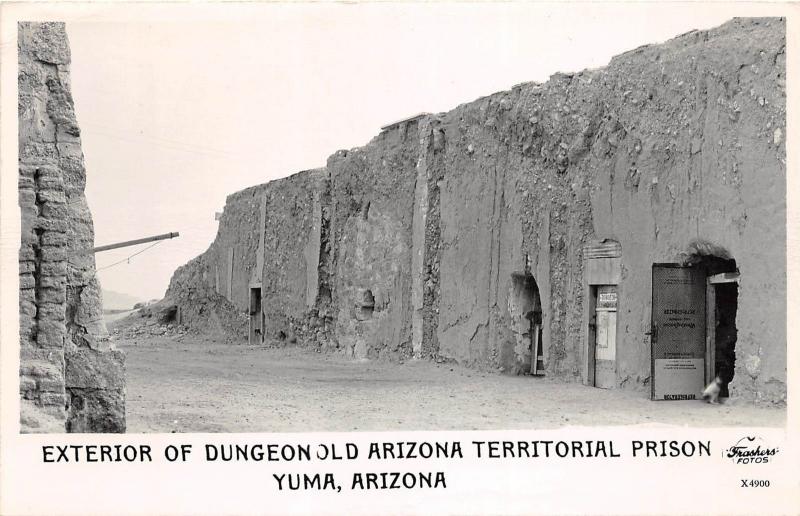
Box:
[65,3,753,301]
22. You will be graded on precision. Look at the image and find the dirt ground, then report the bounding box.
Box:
[111,331,785,433]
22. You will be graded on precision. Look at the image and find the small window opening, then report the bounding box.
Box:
[355,288,375,321]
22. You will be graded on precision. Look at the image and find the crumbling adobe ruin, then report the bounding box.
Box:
[18,22,125,432]
[167,18,786,404]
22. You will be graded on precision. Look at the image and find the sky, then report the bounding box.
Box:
[66,3,747,301]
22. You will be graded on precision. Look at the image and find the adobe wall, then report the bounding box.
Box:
[167,18,785,403]
[165,170,328,342]
[578,18,786,401]
[18,22,126,432]
[326,125,420,360]
[430,18,785,403]
[165,186,266,341]
[259,169,328,344]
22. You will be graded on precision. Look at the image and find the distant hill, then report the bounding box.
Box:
[101,288,143,311]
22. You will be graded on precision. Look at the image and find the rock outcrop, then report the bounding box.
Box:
[18,22,126,432]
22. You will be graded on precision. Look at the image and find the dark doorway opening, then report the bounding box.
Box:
[691,254,738,398]
[511,273,544,375]
[713,282,738,397]
[249,287,263,345]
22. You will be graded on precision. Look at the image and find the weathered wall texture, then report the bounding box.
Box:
[166,170,329,343]
[258,169,328,343]
[167,18,785,403]
[326,125,421,360]
[167,185,267,340]
[18,22,126,432]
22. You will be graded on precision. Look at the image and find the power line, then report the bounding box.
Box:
[95,240,164,273]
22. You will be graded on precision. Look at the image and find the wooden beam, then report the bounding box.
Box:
[708,272,740,284]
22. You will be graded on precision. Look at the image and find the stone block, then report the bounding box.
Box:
[20,99,56,144]
[20,347,64,365]
[38,319,66,335]
[18,274,35,290]
[21,359,63,380]
[18,66,45,95]
[19,285,35,303]
[64,347,126,433]
[19,246,36,261]
[19,164,38,178]
[38,189,66,204]
[40,203,69,219]
[18,188,36,207]
[75,280,104,326]
[35,164,61,179]
[40,246,66,262]
[47,98,78,132]
[66,388,125,433]
[41,261,67,276]
[37,302,65,321]
[39,285,66,304]
[19,260,36,274]
[41,231,67,247]
[65,348,125,391]
[39,275,65,289]
[59,155,85,175]
[56,142,83,160]
[20,399,65,433]
[57,125,81,142]
[20,22,71,65]
[20,227,38,246]
[20,376,37,393]
[36,329,64,348]
[19,142,58,164]
[20,205,38,223]
[39,392,66,408]
[37,378,65,393]
[38,175,64,190]
[19,320,34,340]
[19,175,35,190]
[20,299,37,317]
[67,252,95,272]
[33,218,67,232]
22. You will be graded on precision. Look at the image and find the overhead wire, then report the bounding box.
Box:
[94,239,165,274]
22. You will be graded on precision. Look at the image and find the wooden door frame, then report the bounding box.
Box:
[248,285,262,345]
[584,284,598,386]
[705,272,740,384]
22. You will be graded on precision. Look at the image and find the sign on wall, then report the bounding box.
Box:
[651,264,706,400]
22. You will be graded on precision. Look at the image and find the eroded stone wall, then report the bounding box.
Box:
[18,22,126,432]
[259,170,328,344]
[167,18,785,403]
[326,125,421,360]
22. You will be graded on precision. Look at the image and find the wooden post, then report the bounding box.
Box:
[92,232,179,253]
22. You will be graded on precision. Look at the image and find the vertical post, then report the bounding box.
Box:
[705,282,716,384]
[585,285,597,387]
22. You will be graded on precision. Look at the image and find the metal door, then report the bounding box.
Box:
[651,264,706,400]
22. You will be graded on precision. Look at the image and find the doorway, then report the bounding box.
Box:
[582,239,622,387]
[249,286,263,345]
[705,270,739,398]
[650,253,738,400]
[510,273,544,375]
[590,285,618,389]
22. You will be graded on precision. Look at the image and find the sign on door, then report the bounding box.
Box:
[651,264,706,400]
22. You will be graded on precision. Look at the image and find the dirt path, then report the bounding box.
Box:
[114,334,785,433]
